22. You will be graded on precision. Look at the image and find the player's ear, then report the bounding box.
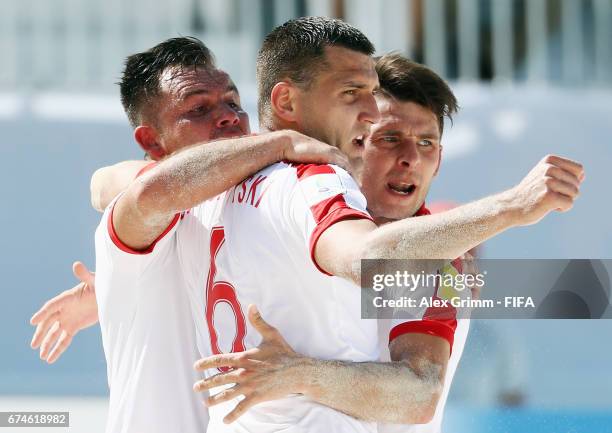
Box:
[134,125,166,161]
[270,81,298,123]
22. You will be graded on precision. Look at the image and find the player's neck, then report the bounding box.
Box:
[260,115,303,135]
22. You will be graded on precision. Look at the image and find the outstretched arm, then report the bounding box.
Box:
[194,305,448,424]
[316,155,584,282]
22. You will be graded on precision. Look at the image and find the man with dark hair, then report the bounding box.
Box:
[195,50,581,433]
[189,53,466,430]
[256,17,376,171]
[30,35,348,433]
[374,52,458,133]
[97,16,580,432]
[257,17,374,124]
[32,18,582,433]
[360,52,459,222]
[120,36,216,129]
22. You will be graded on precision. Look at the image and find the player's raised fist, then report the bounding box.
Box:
[508,154,584,226]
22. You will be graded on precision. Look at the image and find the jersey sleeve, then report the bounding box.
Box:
[93,160,185,324]
[290,163,373,275]
[97,193,181,271]
[106,197,181,256]
[388,260,462,355]
[103,161,181,257]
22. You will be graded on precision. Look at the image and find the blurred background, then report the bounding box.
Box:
[1,0,611,432]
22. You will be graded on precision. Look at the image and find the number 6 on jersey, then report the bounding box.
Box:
[205,226,247,372]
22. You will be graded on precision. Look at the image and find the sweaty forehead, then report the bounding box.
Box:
[319,46,377,83]
[159,66,233,98]
[374,97,440,136]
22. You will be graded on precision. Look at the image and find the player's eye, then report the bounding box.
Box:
[343,89,357,96]
[380,136,399,143]
[190,105,209,115]
[418,139,433,146]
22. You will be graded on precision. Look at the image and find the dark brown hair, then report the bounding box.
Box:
[375,52,458,135]
[256,16,375,128]
[119,37,216,127]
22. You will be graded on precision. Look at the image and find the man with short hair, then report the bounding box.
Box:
[103,17,580,433]
[32,18,583,433]
[32,35,349,433]
[192,53,476,433]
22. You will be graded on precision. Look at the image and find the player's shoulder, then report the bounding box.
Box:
[259,161,350,180]
[259,162,357,200]
[290,162,364,209]
[291,163,349,181]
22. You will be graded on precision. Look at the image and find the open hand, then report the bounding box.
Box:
[193,305,308,424]
[30,261,98,363]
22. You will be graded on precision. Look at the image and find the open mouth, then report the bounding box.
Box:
[387,182,417,196]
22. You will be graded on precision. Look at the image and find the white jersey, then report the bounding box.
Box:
[176,162,379,433]
[94,193,209,433]
[378,259,471,433]
[93,160,469,433]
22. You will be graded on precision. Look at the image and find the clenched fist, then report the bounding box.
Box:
[507,154,584,226]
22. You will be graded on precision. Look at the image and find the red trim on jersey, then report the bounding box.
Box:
[294,163,373,274]
[134,161,158,179]
[414,203,431,216]
[309,192,363,225]
[310,202,374,275]
[107,200,180,255]
[389,256,462,356]
[295,163,336,179]
[106,160,179,255]
[422,303,458,349]
[389,320,456,355]
[451,257,463,273]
